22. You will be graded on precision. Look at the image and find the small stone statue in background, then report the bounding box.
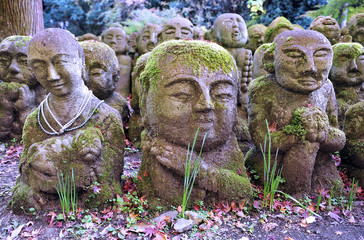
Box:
[247,30,345,197]
[128,18,194,145]
[80,40,129,124]
[342,101,364,187]
[245,24,267,54]
[264,16,294,44]
[77,33,100,42]
[135,23,162,58]
[0,36,46,140]
[102,25,132,98]
[347,13,364,45]
[252,43,272,79]
[309,16,341,45]
[329,42,364,128]
[10,28,125,212]
[137,40,252,206]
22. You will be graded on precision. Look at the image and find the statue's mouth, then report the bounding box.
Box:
[299,79,317,86]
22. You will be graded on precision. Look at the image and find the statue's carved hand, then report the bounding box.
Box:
[300,106,329,143]
[14,84,36,111]
[73,129,103,162]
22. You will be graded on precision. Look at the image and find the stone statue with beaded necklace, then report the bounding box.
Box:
[9,28,125,212]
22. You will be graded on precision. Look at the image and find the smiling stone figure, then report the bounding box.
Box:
[247,30,346,197]
[137,40,252,206]
[0,36,46,140]
[309,16,341,45]
[101,25,132,98]
[10,28,125,212]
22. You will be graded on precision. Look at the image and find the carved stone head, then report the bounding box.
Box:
[245,24,267,52]
[263,30,333,93]
[80,41,120,99]
[101,26,128,54]
[210,13,248,48]
[347,13,364,45]
[27,28,86,98]
[140,40,239,151]
[330,43,364,87]
[159,17,194,42]
[264,16,294,43]
[309,16,340,45]
[136,23,162,55]
[0,36,37,87]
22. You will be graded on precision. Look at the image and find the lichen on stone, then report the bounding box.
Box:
[282,107,307,141]
[332,43,364,63]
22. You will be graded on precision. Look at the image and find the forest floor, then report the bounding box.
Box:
[0,142,363,240]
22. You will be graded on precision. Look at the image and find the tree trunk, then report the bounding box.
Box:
[0,0,44,42]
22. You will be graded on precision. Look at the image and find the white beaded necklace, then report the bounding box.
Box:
[38,90,104,135]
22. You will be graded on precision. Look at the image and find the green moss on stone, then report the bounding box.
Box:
[282,107,307,141]
[332,43,364,63]
[264,17,294,43]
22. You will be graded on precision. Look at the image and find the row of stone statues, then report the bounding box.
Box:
[0,12,362,212]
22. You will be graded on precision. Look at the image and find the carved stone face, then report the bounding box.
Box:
[160,18,194,42]
[0,36,37,86]
[142,41,238,150]
[102,27,128,54]
[246,24,266,52]
[330,43,364,87]
[81,41,118,99]
[274,30,333,93]
[309,16,340,45]
[137,23,162,55]
[28,29,85,98]
[348,13,364,46]
[212,13,248,48]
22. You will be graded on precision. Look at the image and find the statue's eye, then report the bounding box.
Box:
[314,49,330,57]
[284,50,303,58]
[357,54,364,62]
[164,28,175,34]
[142,35,150,41]
[116,35,124,41]
[90,68,105,77]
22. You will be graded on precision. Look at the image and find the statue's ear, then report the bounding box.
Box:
[262,44,275,73]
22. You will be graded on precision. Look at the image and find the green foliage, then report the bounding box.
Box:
[347,178,358,211]
[182,128,207,218]
[306,0,364,26]
[251,0,326,28]
[260,119,283,211]
[56,168,77,217]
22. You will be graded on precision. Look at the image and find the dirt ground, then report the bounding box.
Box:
[0,143,363,240]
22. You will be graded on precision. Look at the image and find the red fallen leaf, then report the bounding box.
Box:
[143,170,148,177]
[154,231,168,240]
[231,201,237,211]
[194,205,200,211]
[306,104,312,107]
[328,211,341,222]
[268,122,277,132]
[177,205,182,213]
[47,211,57,227]
[238,201,245,210]
[137,175,144,182]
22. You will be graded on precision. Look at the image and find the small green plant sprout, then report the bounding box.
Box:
[260,119,283,211]
[316,188,329,213]
[56,168,77,217]
[182,128,207,218]
[11,138,17,144]
[347,178,359,211]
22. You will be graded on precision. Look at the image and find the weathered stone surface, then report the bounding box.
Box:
[153,210,178,223]
[264,16,294,44]
[347,13,364,46]
[309,16,340,45]
[0,36,46,140]
[245,24,267,54]
[80,40,129,123]
[135,23,162,57]
[329,42,364,129]
[9,28,125,213]
[137,40,252,208]
[173,218,194,233]
[342,101,364,187]
[185,211,205,225]
[247,30,345,197]
[252,43,272,79]
[101,25,132,98]
[158,17,194,42]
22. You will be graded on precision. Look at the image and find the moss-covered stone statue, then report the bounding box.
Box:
[128,18,195,146]
[252,43,272,79]
[264,16,294,44]
[101,25,132,98]
[137,40,252,207]
[342,101,364,187]
[0,36,46,141]
[135,23,162,58]
[329,43,364,128]
[245,24,267,54]
[9,28,125,213]
[347,13,364,45]
[247,30,346,197]
[309,16,341,45]
[80,40,129,124]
